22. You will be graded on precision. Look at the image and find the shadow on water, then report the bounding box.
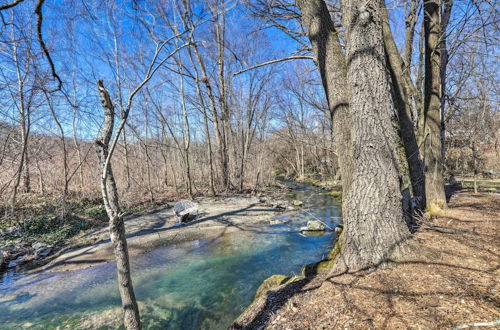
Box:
[0,182,341,329]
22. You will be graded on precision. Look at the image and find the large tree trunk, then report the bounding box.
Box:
[422,0,447,206]
[338,0,412,270]
[95,80,141,330]
[298,0,412,271]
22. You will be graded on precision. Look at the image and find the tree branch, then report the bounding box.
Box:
[233,55,313,76]
[0,0,25,11]
[35,0,62,92]
[102,42,190,180]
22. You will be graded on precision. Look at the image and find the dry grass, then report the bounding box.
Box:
[238,190,500,329]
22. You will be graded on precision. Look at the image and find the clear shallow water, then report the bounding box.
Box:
[0,183,341,329]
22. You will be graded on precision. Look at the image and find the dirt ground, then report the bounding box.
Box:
[34,195,292,273]
[232,190,500,329]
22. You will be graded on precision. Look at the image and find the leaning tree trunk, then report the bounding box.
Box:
[296,0,352,196]
[422,0,447,207]
[380,1,426,210]
[95,80,141,330]
[337,0,412,271]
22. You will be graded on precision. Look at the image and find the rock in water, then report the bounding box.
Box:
[300,230,325,237]
[334,224,343,235]
[306,220,325,231]
[292,200,303,207]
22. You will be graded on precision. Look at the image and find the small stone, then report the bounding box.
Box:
[32,242,46,250]
[8,255,27,268]
[292,200,303,207]
[272,201,287,209]
[270,219,287,226]
[35,247,52,257]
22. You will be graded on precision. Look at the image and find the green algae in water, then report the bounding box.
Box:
[0,183,341,329]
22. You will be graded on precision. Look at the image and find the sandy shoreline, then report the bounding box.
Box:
[33,195,295,273]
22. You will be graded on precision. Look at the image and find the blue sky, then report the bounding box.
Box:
[0,0,497,143]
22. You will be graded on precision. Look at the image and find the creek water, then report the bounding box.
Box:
[0,183,341,329]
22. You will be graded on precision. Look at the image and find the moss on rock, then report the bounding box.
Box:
[301,233,345,277]
[254,274,291,300]
[328,189,342,200]
[327,233,344,261]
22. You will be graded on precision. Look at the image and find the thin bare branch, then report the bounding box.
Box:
[233,56,313,76]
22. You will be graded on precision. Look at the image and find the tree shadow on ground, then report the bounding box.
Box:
[230,192,499,329]
[31,203,286,273]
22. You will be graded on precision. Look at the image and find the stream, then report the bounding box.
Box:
[0,182,341,329]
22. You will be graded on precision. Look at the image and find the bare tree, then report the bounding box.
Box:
[95,80,141,330]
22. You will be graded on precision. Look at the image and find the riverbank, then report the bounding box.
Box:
[35,194,300,273]
[0,186,295,274]
[231,189,500,329]
[1,182,341,329]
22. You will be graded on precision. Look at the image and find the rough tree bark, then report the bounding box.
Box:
[95,80,141,330]
[298,0,413,271]
[296,0,352,195]
[422,0,447,206]
[337,0,413,270]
